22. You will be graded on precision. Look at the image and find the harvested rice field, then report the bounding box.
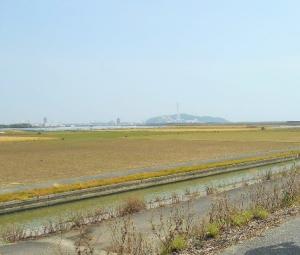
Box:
[0,126,300,185]
[0,136,56,142]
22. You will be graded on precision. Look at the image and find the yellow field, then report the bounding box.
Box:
[0,136,56,142]
[0,127,300,186]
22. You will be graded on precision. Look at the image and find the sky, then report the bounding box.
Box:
[1,0,300,124]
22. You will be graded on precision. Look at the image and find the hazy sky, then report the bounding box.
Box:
[1,1,300,123]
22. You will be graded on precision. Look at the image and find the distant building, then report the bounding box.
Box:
[43,117,47,127]
[116,118,121,125]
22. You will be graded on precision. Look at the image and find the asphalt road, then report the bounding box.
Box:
[221,216,300,255]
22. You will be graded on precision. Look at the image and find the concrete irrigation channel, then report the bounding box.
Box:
[0,155,299,215]
[0,172,299,255]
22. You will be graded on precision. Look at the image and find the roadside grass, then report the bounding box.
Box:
[161,235,188,255]
[106,170,299,255]
[231,210,254,227]
[206,223,220,238]
[0,151,299,203]
[170,171,299,253]
[252,207,269,220]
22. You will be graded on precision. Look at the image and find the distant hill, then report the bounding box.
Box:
[146,114,229,124]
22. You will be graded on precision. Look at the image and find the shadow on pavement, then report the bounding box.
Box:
[245,242,300,255]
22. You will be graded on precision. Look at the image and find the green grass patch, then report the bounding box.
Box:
[231,210,254,227]
[252,207,269,220]
[161,235,188,254]
[206,223,220,238]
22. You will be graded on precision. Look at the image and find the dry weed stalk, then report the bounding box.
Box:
[208,195,234,229]
[0,224,27,243]
[74,227,94,255]
[109,216,155,255]
[118,197,147,217]
[150,202,194,253]
[205,186,217,195]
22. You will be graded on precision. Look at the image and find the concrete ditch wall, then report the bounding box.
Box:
[0,156,298,215]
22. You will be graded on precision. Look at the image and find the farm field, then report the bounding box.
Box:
[0,136,56,142]
[1,126,300,185]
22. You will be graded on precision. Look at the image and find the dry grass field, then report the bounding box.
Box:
[1,127,300,185]
[0,136,55,142]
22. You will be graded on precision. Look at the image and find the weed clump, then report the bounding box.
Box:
[118,197,146,217]
[231,211,253,227]
[205,186,217,195]
[206,223,220,238]
[252,207,269,220]
[161,235,187,254]
[264,170,272,181]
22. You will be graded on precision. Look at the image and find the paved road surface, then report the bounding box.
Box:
[221,216,300,255]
